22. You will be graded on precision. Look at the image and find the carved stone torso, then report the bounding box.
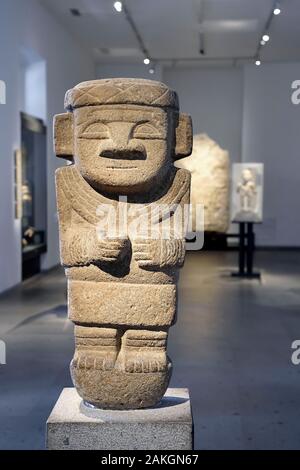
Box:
[56,165,190,281]
[56,164,190,328]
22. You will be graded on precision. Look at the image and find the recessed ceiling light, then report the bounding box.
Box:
[260,40,266,46]
[255,60,261,66]
[114,1,123,13]
[149,68,155,74]
[70,8,81,17]
[144,58,150,65]
[273,8,281,15]
[262,34,270,42]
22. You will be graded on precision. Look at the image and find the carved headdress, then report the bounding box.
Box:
[64,78,179,110]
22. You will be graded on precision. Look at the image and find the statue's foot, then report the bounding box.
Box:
[72,352,116,371]
[73,326,120,371]
[117,329,169,373]
[124,352,168,373]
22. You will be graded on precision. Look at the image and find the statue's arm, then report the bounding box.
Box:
[58,215,129,268]
[59,226,106,268]
[55,170,128,267]
[132,170,190,269]
[160,238,186,267]
[55,179,93,266]
[250,182,257,194]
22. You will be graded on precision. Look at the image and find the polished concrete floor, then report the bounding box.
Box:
[0,250,300,450]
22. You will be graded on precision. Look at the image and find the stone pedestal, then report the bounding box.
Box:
[46,387,193,450]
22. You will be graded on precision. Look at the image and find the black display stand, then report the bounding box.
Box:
[231,222,261,279]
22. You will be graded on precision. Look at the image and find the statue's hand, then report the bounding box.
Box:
[94,236,130,263]
[132,238,164,269]
[133,238,185,269]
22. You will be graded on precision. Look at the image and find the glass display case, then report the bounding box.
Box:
[20,112,47,279]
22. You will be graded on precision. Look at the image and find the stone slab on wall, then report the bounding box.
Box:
[176,133,230,233]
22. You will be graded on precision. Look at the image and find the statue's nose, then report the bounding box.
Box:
[99,122,146,160]
[108,122,133,148]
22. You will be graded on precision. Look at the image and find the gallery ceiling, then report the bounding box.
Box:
[39,0,300,65]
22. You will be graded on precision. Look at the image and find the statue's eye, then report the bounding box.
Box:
[81,123,109,139]
[132,123,161,139]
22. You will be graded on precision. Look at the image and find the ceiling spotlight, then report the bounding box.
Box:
[113,1,123,13]
[144,58,150,65]
[273,7,281,15]
[262,34,270,42]
[260,40,266,46]
[149,68,155,74]
[70,8,81,17]
[255,60,261,66]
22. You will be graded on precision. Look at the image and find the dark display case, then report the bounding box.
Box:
[20,112,47,279]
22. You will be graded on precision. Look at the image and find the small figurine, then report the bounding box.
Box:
[237,167,257,213]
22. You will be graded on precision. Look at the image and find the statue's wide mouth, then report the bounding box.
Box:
[105,166,138,170]
[99,149,146,161]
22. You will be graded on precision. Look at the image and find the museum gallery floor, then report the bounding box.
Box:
[0,250,300,450]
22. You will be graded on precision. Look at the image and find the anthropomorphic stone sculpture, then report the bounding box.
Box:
[237,167,257,213]
[54,79,192,409]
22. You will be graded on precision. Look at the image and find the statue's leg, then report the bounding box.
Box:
[241,194,245,211]
[118,329,169,373]
[72,325,121,371]
[71,327,172,408]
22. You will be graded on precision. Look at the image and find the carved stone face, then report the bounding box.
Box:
[73,104,174,194]
[242,168,255,183]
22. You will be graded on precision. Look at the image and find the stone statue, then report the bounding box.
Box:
[237,167,257,213]
[176,133,230,233]
[54,79,192,409]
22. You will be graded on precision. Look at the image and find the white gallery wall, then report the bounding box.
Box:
[0,0,95,293]
[242,63,300,247]
[97,64,163,81]
[163,66,244,165]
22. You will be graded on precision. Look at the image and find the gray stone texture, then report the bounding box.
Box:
[46,387,193,450]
